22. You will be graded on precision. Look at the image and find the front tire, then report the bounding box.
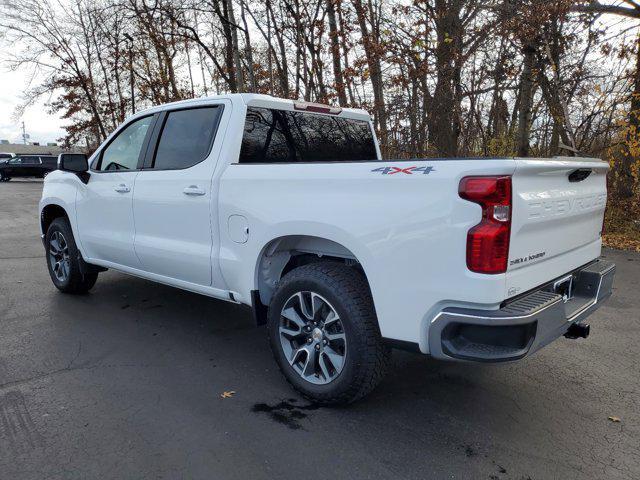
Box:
[0,171,10,182]
[268,262,391,405]
[45,217,98,293]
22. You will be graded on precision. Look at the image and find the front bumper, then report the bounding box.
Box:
[429,258,615,362]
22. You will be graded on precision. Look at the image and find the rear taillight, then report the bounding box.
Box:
[459,176,512,274]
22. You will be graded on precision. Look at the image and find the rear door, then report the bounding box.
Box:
[22,156,42,177]
[506,157,608,298]
[132,103,226,286]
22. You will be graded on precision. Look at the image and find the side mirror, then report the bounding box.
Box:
[58,153,90,183]
[58,153,88,172]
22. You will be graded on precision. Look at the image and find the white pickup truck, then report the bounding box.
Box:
[40,94,615,404]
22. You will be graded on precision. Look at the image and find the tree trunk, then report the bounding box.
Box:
[214,0,238,92]
[517,44,536,157]
[619,33,640,198]
[327,0,347,106]
[225,0,244,91]
[428,0,463,157]
[240,0,257,91]
[351,0,387,150]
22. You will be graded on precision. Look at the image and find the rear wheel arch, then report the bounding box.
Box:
[253,235,374,317]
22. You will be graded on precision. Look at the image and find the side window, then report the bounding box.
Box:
[152,106,221,170]
[9,158,22,164]
[96,115,154,172]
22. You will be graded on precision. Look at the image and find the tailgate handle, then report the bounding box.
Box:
[568,168,592,182]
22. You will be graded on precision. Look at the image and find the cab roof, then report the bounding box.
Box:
[136,93,371,122]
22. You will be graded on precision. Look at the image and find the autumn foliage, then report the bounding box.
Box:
[0,0,638,248]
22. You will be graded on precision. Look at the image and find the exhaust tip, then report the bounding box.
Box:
[564,322,590,340]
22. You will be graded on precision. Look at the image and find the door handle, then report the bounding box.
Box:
[114,184,130,193]
[183,185,206,196]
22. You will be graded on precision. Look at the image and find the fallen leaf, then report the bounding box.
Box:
[220,390,236,399]
[608,416,621,423]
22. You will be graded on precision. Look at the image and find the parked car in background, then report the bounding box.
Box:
[0,155,58,181]
[0,152,15,163]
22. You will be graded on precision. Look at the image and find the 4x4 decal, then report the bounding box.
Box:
[371,166,435,175]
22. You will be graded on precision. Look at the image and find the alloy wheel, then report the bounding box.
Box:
[278,291,347,385]
[49,231,70,282]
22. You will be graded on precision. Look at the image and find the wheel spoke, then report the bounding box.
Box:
[323,346,344,371]
[323,310,340,327]
[311,292,327,320]
[319,353,332,380]
[288,346,307,366]
[301,346,317,377]
[298,292,314,320]
[324,331,346,342]
[281,306,306,330]
[279,325,304,340]
[50,233,60,255]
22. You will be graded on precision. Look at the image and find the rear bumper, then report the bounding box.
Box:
[428,258,615,362]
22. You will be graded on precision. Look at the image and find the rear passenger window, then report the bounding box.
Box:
[239,107,377,164]
[152,107,221,170]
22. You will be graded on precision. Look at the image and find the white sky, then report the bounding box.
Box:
[0,65,66,145]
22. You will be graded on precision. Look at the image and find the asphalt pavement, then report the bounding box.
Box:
[1,179,638,480]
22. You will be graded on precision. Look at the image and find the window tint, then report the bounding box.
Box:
[97,115,153,171]
[9,158,21,164]
[153,107,220,170]
[239,107,377,164]
[22,157,41,165]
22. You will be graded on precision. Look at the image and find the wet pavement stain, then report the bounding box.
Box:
[251,398,321,430]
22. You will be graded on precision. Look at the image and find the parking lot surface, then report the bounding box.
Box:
[1,179,638,480]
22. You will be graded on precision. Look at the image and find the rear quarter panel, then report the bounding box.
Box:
[218,159,516,351]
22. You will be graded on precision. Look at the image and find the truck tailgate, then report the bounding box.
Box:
[506,157,608,299]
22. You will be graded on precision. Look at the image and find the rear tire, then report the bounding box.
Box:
[267,262,391,405]
[45,217,98,294]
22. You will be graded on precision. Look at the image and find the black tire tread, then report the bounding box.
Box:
[269,262,390,404]
[46,217,98,294]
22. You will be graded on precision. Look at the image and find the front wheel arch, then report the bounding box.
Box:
[41,203,69,238]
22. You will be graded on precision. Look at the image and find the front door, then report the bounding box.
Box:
[133,105,225,286]
[75,114,156,267]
